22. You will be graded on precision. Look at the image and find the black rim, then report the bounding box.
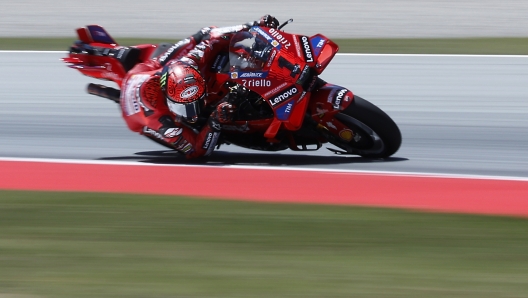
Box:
[333,113,385,155]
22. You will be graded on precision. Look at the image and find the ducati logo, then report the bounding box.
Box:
[163,127,182,138]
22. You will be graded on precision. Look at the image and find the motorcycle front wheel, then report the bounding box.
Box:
[331,95,402,158]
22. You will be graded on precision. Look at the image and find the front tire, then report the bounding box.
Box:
[332,95,401,158]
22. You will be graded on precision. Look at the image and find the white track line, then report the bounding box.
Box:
[2,156,528,182]
[0,51,67,53]
[337,53,528,58]
[1,51,528,58]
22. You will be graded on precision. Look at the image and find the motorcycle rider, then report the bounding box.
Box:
[120,15,280,158]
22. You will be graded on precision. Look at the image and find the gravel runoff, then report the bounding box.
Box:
[2,0,528,38]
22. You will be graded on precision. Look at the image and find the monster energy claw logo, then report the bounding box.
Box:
[159,72,168,89]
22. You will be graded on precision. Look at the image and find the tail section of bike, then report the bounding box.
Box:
[62,25,158,86]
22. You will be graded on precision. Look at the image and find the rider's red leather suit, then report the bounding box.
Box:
[119,24,249,158]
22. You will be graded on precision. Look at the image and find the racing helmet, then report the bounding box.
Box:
[160,61,206,122]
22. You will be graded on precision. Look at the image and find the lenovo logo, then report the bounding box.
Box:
[301,36,314,63]
[269,86,298,107]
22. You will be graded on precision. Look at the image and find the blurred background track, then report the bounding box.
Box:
[3,0,528,39]
[1,3,528,297]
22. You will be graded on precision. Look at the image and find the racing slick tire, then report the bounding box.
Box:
[333,95,402,158]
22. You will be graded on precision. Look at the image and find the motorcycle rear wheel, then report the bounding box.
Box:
[332,95,401,158]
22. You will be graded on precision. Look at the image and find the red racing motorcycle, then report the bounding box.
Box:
[63,21,401,158]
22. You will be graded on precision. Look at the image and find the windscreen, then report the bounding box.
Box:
[229,30,274,71]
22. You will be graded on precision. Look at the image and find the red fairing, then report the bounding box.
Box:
[62,22,404,158]
[309,84,355,120]
[66,54,127,86]
[63,26,164,86]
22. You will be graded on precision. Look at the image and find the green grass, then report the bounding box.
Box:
[1,190,528,297]
[333,37,528,55]
[0,37,171,52]
[2,37,528,54]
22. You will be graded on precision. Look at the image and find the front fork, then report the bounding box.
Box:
[307,83,356,145]
[301,113,353,154]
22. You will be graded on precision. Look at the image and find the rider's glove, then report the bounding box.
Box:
[259,15,280,28]
[216,102,237,123]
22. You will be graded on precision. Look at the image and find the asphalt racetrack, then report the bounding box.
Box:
[3,1,528,38]
[0,51,528,179]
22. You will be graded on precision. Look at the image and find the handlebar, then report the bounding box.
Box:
[277,18,293,30]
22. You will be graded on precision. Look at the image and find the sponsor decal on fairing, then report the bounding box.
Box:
[266,49,277,68]
[300,36,314,63]
[310,36,327,56]
[231,71,268,79]
[263,82,288,98]
[242,79,271,88]
[297,91,308,103]
[292,35,302,57]
[275,100,295,120]
[333,88,348,110]
[296,65,311,85]
[339,129,354,142]
[268,28,291,49]
[269,85,299,107]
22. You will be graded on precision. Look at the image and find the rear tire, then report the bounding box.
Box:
[333,95,401,158]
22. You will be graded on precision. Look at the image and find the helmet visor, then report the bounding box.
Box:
[166,98,200,122]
